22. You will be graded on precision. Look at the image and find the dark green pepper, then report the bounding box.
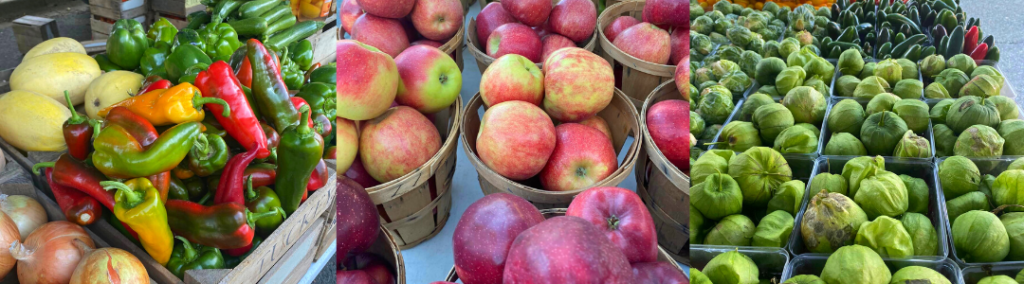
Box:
[177,62,210,85]
[183,177,207,202]
[168,176,191,201]
[148,18,179,46]
[107,19,149,70]
[276,106,323,214]
[139,41,172,79]
[244,177,286,235]
[166,44,212,83]
[173,29,206,52]
[296,82,336,121]
[198,23,242,62]
[187,133,231,177]
[166,236,225,279]
[222,235,261,268]
[307,65,335,85]
[94,54,121,72]
[287,40,313,71]
[280,48,304,90]
[186,11,212,30]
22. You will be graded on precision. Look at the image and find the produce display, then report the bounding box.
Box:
[784,246,955,283]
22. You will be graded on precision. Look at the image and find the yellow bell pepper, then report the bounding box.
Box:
[97,82,230,126]
[101,178,174,265]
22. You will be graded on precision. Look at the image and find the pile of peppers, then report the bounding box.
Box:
[34,36,335,279]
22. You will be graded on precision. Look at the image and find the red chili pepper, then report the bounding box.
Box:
[206,163,277,192]
[964,26,979,56]
[214,147,260,205]
[971,43,989,63]
[104,107,172,201]
[195,61,270,159]
[33,154,114,210]
[165,199,279,249]
[61,91,101,161]
[42,166,102,226]
[307,159,328,191]
[289,97,315,129]
[139,76,173,94]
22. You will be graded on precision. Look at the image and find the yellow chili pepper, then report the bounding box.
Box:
[101,178,174,265]
[97,82,230,126]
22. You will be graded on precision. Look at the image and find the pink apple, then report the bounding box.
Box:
[345,159,381,188]
[669,28,687,65]
[340,0,364,35]
[356,0,414,19]
[360,106,442,183]
[353,14,410,58]
[632,262,688,284]
[675,58,689,101]
[541,34,575,63]
[476,3,518,44]
[480,54,545,107]
[542,47,614,122]
[411,40,444,48]
[336,270,376,284]
[613,23,671,65]
[646,100,689,170]
[643,0,688,28]
[539,123,618,191]
[567,187,658,264]
[394,45,462,114]
[547,0,596,43]
[453,193,545,284]
[337,178,379,262]
[578,115,613,142]
[411,0,464,41]
[337,40,399,121]
[487,23,543,63]
[336,118,358,173]
[502,216,633,283]
[501,0,552,27]
[477,101,556,180]
[603,16,640,42]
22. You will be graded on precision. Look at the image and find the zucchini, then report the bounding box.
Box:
[923,10,936,28]
[264,14,297,37]
[878,42,892,58]
[986,46,1000,62]
[920,46,936,59]
[947,25,964,57]
[886,13,921,34]
[837,26,857,42]
[829,46,842,59]
[894,32,906,46]
[239,0,279,19]
[865,32,876,45]
[265,20,325,51]
[228,17,268,36]
[877,29,890,46]
[938,36,948,56]
[259,4,292,24]
[903,45,922,61]
[983,35,994,48]
[891,34,926,57]
[212,0,244,24]
[186,11,211,30]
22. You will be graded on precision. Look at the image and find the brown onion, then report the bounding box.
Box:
[0,211,18,279]
[0,194,46,240]
[70,239,149,284]
[10,221,94,284]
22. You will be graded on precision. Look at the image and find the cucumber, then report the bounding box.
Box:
[920,46,936,59]
[265,20,325,51]
[891,34,925,57]
[938,36,948,56]
[259,3,292,24]
[186,11,211,30]
[878,42,892,58]
[264,14,297,37]
[837,26,857,42]
[894,32,906,46]
[986,46,1000,61]
[239,0,279,19]
[886,14,921,34]
[903,45,922,61]
[229,17,269,36]
[212,0,244,24]
[947,25,964,57]
[983,35,994,48]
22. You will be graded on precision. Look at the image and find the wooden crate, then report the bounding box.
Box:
[153,12,189,30]
[151,0,206,18]
[91,14,148,40]
[308,23,339,65]
[89,0,148,21]
[13,16,59,54]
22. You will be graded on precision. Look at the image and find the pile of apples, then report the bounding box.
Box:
[337,179,399,284]
[475,0,597,63]
[476,48,621,192]
[340,0,465,57]
[336,38,462,186]
[605,0,688,66]
[431,188,687,283]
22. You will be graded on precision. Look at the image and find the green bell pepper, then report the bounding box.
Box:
[107,19,149,70]
[243,177,286,235]
[187,133,230,177]
[280,49,304,90]
[296,82,336,120]
[287,40,313,71]
[140,41,172,79]
[166,44,212,84]
[177,62,210,85]
[168,176,190,201]
[173,29,206,52]
[148,18,179,46]
[166,236,225,279]
[307,65,335,85]
[199,23,242,62]
[94,54,121,72]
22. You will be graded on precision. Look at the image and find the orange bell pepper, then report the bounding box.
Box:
[98,82,231,126]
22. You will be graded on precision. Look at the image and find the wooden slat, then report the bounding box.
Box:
[256,217,325,284]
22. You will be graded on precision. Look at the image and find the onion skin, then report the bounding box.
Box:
[0,194,46,240]
[0,211,18,279]
[70,242,149,284]
[11,221,95,284]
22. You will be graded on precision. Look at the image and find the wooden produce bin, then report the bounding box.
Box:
[89,0,149,39]
[151,0,205,18]
[308,18,340,65]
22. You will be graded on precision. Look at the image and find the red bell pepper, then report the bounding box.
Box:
[61,91,101,161]
[213,147,260,205]
[139,75,173,94]
[195,61,270,159]
[971,43,989,63]
[307,159,328,191]
[165,199,280,249]
[290,97,315,129]
[42,166,102,226]
[964,26,979,57]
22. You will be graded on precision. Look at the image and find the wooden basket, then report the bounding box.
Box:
[461,89,641,209]
[635,79,690,264]
[365,97,463,249]
[443,208,684,282]
[350,224,407,284]
[597,0,676,108]
[464,0,599,73]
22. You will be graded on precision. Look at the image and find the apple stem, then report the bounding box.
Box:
[607,215,619,231]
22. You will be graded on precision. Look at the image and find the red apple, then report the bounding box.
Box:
[476,3,518,44]
[603,16,640,42]
[547,0,596,43]
[340,0,364,35]
[613,23,671,65]
[430,282,457,284]
[542,47,614,122]
[541,34,575,63]
[411,0,464,41]
[453,193,545,284]
[477,101,556,180]
[577,115,613,142]
[675,59,689,101]
[533,25,552,39]
[480,54,545,107]
[411,40,444,48]
[646,100,689,170]
[502,216,633,283]
[353,14,410,58]
[395,45,462,114]
[669,28,687,65]
[360,106,442,183]
[539,123,618,191]
[487,23,543,63]
[632,262,688,284]
[501,0,551,27]
[336,270,377,284]
[356,0,414,19]
[337,118,359,173]
[345,159,381,188]
[643,0,688,28]
[337,40,399,121]
[362,262,395,284]
[566,187,657,263]
[337,178,380,261]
